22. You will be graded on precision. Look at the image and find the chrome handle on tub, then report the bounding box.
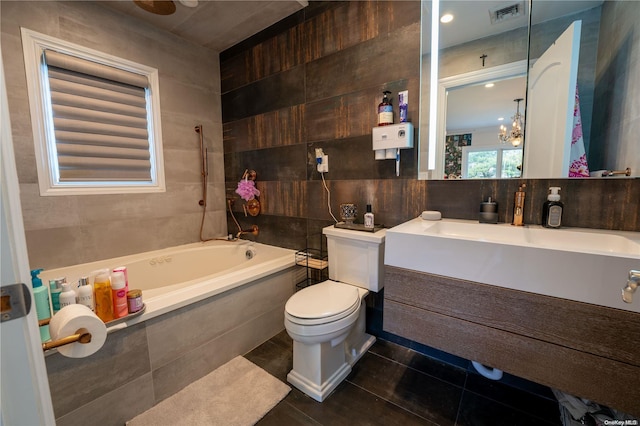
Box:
[622,270,640,303]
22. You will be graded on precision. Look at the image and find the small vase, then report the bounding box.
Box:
[340,203,357,224]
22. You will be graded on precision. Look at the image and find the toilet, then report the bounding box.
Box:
[284,225,386,402]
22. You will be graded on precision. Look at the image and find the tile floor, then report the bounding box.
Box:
[246,330,562,426]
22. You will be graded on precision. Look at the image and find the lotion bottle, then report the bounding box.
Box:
[542,186,563,228]
[364,204,374,229]
[49,278,63,314]
[30,269,51,342]
[378,91,393,126]
[111,271,128,319]
[94,272,113,322]
[77,276,94,311]
[58,282,77,309]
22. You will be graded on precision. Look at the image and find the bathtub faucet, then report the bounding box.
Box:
[622,269,640,303]
[237,225,259,239]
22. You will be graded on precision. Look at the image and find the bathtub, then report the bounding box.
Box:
[39,240,296,328]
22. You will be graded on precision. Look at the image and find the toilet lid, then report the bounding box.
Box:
[286,281,360,323]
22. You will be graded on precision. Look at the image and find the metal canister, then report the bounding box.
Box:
[126,289,143,314]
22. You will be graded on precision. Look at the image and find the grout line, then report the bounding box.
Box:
[366,350,467,391]
[453,372,469,426]
[345,380,441,426]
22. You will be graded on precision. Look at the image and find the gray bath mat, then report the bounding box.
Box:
[127,356,290,426]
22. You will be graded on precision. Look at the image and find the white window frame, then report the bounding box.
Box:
[21,28,165,196]
[461,145,522,179]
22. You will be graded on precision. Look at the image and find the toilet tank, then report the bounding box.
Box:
[322,225,386,292]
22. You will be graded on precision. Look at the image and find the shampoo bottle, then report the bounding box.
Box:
[77,276,94,311]
[542,186,563,228]
[111,271,128,319]
[59,282,76,309]
[378,91,393,126]
[364,204,374,229]
[94,272,114,322]
[30,269,51,342]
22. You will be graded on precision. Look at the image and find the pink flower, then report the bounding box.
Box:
[235,179,260,201]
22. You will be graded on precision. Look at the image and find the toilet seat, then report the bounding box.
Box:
[285,280,360,326]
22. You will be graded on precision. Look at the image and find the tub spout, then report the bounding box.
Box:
[237,225,259,239]
[622,270,640,303]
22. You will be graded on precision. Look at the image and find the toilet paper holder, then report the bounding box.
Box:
[39,318,92,352]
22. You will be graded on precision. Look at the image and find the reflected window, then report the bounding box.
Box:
[462,146,522,179]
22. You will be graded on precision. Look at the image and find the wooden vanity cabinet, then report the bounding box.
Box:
[383,266,640,416]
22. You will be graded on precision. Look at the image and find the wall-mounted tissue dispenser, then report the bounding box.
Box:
[372,122,414,160]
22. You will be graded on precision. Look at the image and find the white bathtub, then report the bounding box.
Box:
[39,240,296,328]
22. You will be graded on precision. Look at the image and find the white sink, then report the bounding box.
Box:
[384,218,640,313]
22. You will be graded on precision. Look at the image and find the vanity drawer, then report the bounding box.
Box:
[383,266,640,416]
[384,266,640,366]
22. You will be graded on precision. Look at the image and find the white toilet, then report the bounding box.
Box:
[284,225,386,402]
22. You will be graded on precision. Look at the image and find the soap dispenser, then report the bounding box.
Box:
[512,184,526,226]
[542,187,563,228]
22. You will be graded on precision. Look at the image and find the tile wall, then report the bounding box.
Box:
[221,0,639,257]
[1,1,227,270]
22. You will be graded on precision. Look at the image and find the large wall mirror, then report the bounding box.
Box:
[418,0,639,180]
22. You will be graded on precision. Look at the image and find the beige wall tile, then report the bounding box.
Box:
[2,1,226,269]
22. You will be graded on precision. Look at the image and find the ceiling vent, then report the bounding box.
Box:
[489,2,525,24]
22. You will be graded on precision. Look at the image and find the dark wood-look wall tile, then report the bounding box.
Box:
[226,214,307,250]
[220,52,251,95]
[221,23,304,94]
[303,1,421,63]
[257,180,307,217]
[306,79,417,142]
[224,144,307,183]
[222,66,305,122]
[224,105,305,154]
[305,22,420,102]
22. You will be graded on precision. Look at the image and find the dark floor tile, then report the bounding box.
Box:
[286,381,433,426]
[456,391,562,426]
[370,339,467,387]
[347,352,461,425]
[245,330,293,383]
[464,373,561,424]
[256,400,320,426]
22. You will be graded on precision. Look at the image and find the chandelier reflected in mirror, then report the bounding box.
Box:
[498,98,524,147]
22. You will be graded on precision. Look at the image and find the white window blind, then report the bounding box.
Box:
[43,49,153,182]
[21,28,165,196]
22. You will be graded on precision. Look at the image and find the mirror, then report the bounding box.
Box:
[418,0,639,180]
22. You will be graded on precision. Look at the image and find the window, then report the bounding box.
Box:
[21,28,165,195]
[461,145,522,179]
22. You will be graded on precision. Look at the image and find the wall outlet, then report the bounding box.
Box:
[317,154,329,173]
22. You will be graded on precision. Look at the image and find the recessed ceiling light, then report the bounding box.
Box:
[440,14,454,24]
[485,83,495,88]
[498,117,505,121]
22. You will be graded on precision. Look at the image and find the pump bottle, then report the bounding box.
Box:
[378,91,393,126]
[542,187,563,228]
[59,282,77,309]
[30,269,51,342]
[111,271,128,319]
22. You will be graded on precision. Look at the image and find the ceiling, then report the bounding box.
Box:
[99,0,307,52]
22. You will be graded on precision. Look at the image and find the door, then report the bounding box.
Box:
[1,49,55,426]
[523,21,581,178]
